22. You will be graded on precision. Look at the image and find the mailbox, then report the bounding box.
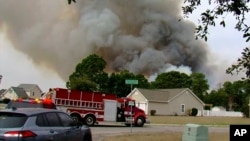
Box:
[182,123,209,141]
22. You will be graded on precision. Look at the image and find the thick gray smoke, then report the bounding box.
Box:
[0,0,216,84]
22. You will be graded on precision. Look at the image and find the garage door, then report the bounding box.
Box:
[136,102,148,115]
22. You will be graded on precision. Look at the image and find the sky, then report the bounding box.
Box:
[0,0,249,92]
[0,33,65,91]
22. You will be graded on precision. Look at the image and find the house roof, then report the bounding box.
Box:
[133,88,205,105]
[0,89,6,95]
[18,84,42,93]
[10,87,29,98]
[0,89,6,98]
[135,88,186,102]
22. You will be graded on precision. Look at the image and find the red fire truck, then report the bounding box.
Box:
[45,88,149,127]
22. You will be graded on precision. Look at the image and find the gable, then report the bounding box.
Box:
[3,87,29,99]
[168,89,205,105]
[127,88,147,102]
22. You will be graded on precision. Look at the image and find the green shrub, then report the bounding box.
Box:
[173,112,178,116]
[187,109,192,116]
[241,105,249,117]
[150,110,156,116]
[204,105,211,110]
[191,108,198,116]
[1,98,10,104]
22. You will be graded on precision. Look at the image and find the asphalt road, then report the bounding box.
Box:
[90,124,229,141]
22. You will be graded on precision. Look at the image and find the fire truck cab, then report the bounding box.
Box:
[45,88,149,127]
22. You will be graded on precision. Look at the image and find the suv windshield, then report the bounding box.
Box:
[0,113,27,128]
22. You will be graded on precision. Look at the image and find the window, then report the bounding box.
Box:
[181,104,185,113]
[36,114,49,127]
[57,113,74,127]
[0,113,27,128]
[45,113,62,127]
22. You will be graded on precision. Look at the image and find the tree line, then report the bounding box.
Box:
[66,54,250,116]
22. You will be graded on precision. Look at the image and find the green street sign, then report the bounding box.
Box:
[125,79,138,85]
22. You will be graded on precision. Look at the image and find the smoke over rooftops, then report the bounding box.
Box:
[0,0,226,88]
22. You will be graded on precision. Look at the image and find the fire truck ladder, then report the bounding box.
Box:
[54,98,103,109]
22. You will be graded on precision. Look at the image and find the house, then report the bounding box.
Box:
[127,88,205,116]
[1,87,29,100]
[0,89,6,99]
[0,89,6,95]
[18,84,43,98]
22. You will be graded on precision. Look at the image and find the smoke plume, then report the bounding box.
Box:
[0,0,221,87]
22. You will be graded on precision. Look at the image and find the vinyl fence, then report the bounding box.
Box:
[199,110,244,117]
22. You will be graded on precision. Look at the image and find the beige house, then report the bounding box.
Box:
[1,84,43,100]
[18,84,43,98]
[1,87,29,100]
[127,88,205,116]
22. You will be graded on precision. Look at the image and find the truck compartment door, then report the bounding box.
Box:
[103,100,117,122]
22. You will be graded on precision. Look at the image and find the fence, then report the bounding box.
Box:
[201,110,243,117]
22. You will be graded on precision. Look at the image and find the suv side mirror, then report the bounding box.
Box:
[72,120,82,127]
[76,121,83,127]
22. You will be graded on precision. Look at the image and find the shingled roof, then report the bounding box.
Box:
[0,89,6,95]
[10,87,29,98]
[18,84,42,93]
[135,88,186,102]
[134,88,204,105]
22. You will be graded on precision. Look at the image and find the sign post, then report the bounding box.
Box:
[125,80,138,133]
[128,101,134,133]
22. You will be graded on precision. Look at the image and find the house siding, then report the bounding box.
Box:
[18,84,42,98]
[168,91,204,116]
[25,88,41,98]
[4,91,18,100]
[2,87,29,100]
[148,102,171,115]
[130,91,146,101]
[128,88,205,116]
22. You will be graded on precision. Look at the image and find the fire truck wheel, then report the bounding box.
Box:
[84,115,96,126]
[135,116,145,127]
[71,114,81,123]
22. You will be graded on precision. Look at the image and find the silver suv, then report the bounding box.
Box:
[0,108,92,141]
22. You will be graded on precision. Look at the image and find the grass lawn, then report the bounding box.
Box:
[102,132,229,141]
[102,115,249,141]
[148,115,250,125]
